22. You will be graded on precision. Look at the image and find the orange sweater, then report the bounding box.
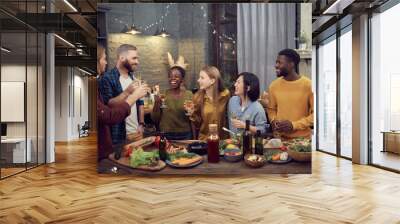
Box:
[267,76,313,139]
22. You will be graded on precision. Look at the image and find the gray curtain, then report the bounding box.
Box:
[237,3,296,91]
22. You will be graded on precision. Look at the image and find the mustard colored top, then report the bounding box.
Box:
[267,76,314,139]
[190,89,230,140]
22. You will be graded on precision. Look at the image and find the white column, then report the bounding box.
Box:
[352,14,369,164]
[46,32,55,163]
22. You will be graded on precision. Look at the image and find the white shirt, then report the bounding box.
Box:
[119,75,138,134]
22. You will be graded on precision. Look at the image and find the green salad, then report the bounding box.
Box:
[291,144,311,152]
[129,148,159,168]
[168,151,197,161]
[285,138,312,153]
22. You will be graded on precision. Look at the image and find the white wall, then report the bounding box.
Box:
[1,64,45,164]
[54,67,89,141]
[1,65,43,137]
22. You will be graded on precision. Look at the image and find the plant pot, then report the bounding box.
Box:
[299,43,307,50]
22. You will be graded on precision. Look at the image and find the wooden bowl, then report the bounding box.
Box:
[244,154,266,168]
[287,148,311,162]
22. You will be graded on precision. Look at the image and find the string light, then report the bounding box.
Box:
[118,3,236,44]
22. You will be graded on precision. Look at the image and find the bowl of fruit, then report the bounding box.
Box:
[219,138,240,156]
[224,148,242,162]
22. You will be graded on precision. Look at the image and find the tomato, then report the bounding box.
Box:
[154,136,161,147]
[280,146,288,151]
[124,146,133,157]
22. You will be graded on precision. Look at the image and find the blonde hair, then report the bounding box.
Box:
[198,66,225,105]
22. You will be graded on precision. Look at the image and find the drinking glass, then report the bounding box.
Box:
[160,93,167,109]
[184,100,194,116]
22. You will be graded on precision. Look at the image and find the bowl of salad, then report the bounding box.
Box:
[286,138,312,162]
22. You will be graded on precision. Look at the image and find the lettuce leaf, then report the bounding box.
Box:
[130,148,159,167]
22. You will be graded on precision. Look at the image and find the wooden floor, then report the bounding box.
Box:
[1,167,26,178]
[1,135,400,224]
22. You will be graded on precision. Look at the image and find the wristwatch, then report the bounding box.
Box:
[139,122,145,126]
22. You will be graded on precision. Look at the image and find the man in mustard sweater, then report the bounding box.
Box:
[266,49,313,139]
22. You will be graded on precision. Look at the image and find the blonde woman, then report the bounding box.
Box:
[185,66,230,140]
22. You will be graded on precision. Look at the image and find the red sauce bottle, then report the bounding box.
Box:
[207,124,220,163]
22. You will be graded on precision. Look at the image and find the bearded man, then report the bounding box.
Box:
[98,44,145,144]
[266,48,314,139]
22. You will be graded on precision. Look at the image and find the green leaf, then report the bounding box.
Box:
[130,148,159,167]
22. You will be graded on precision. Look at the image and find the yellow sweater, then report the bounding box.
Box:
[190,89,230,141]
[267,76,313,139]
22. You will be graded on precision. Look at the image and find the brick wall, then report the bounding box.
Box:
[105,3,211,91]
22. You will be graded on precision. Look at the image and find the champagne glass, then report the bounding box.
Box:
[184,99,194,116]
[153,85,160,96]
[230,112,238,120]
[140,80,150,96]
[135,72,142,81]
[159,93,167,109]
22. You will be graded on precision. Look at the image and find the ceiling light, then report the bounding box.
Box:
[158,27,170,38]
[63,0,78,12]
[122,5,141,35]
[153,8,170,38]
[54,34,75,48]
[122,25,141,35]
[1,47,11,53]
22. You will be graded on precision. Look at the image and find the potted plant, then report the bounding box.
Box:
[298,31,308,50]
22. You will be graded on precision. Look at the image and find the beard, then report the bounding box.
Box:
[122,59,135,73]
[277,67,289,77]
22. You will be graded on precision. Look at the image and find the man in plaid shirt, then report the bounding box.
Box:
[98,44,145,145]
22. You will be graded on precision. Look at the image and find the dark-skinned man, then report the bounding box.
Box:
[266,49,313,139]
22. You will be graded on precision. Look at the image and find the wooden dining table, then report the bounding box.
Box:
[97,139,311,175]
[98,155,311,175]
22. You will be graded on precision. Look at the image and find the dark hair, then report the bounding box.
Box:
[278,48,300,71]
[239,72,260,102]
[169,66,186,79]
[116,44,137,57]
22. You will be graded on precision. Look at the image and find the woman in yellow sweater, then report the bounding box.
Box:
[185,66,230,140]
[266,49,314,139]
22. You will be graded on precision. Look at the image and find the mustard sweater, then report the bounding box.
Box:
[267,76,314,138]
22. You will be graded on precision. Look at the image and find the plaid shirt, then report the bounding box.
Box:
[98,67,144,144]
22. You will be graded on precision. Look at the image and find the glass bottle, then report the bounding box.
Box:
[242,120,252,155]
[207,124,220,163]
[159,132,167,161]
[255,130,264,155]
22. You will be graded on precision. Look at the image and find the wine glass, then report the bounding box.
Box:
[183,100,194,116]
[230,112,238,120]
[159,93,167,109]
